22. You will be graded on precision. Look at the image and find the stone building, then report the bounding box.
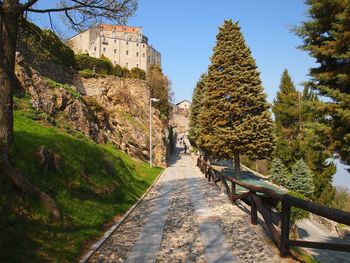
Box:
[67,24,161,73]
[176,100,191,111]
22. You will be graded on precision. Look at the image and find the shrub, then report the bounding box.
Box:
[75,54,113,75]
[122,67,131,78]
[269,158,290,187]
[288,159,315,198]
[19,20,75,69]
[79,69,97,78]
[41,30,75,68]
[277,191,310,225]
[113,64,123,77]
[130,67,146,80]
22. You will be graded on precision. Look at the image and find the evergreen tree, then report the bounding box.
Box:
[147,65,172,119]
[273,71,336,206]
[269,158,290,187]
[273,69,301,131]
[272,70,302,167]
[288,159,315,198]
[199,20,274,178]
[295,0,350,166]
[189,74,206,147]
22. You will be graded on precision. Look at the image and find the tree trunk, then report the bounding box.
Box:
[0,1,19,159]
[234,153,241,179]
[0,1,61,220]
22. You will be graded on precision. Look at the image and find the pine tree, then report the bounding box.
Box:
[273,69,301,131]
[269,158,290,187]
[295,0,350,166]
[288,159,315,198]
[272,70,302,167]
[189,74,206,147]
[199,20,274,178]
[272,71,336,206]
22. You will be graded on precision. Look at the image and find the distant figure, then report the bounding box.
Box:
[184,143,188,154]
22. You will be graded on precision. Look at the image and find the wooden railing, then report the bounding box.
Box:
[197,156,350,256]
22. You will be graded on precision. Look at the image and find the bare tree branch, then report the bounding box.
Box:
[21,0,39,11]
[25,0,137,31]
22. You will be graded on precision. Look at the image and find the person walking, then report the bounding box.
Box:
[184,143,188,154]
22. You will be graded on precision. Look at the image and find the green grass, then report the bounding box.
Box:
[117,110,148,132]
[44,77,82,100]
[0,100,162,262]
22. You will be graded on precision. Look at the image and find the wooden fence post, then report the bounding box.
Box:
[280,198,291,257]
[231,182,236,203]
[250,192,258,225]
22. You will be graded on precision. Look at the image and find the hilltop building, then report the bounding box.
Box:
[67,24,161,74]
[176,100,191,110]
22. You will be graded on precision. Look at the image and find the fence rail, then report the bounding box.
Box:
[196,156,350,256]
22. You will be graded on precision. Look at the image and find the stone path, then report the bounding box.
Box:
[88,142,294,263]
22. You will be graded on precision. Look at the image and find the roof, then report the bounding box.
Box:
[99,24,142,33]
[176,100,191,105]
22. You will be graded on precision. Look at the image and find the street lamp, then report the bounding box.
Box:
[149,97,159,167]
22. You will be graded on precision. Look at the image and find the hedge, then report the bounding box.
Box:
[75,54,114,75]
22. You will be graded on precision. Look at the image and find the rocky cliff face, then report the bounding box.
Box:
[15,57,167,167]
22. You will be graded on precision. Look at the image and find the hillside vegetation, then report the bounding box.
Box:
[0,96,162,262]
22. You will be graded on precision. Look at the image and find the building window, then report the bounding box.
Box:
[103,47,106,52]
[126,41,129,45]
[126,62,128,68]
[94,47,96,51]
[137,43,139,47]
[143,44,145,48]
[136,64,139,67]
[129,37,131,40]
[126,50,128,55]
[136,52,139,57]
[114,39,116,44]
[143,53,145,58]
[114,49,117,54]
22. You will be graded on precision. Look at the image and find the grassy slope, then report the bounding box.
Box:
[0,98,162,262]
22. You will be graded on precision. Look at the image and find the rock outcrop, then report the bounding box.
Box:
[15,58,167,167]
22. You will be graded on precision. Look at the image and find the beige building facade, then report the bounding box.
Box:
[68,24,161,73]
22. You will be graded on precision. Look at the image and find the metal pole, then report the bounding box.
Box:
[149,98,152,168]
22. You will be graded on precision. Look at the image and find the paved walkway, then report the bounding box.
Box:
[89,143,292,263]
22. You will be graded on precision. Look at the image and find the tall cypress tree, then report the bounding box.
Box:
[189,74,206,147]
[272,70,302,167]
[273,70,336,205]
[199,20,274,178]
[295,0,350,166]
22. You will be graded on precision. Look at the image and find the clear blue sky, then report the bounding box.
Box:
[28,0,350,188]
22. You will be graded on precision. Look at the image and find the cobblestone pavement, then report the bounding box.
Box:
[89,144,296,263]
[157,159,206,263]
[89,167,170,262]
[186,156,289,263]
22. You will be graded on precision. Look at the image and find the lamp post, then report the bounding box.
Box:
[150,97,159,167]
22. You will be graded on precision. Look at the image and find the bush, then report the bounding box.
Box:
[41,30,75,68]
[113,64,123,77]
[130,67,146,80]
[75,54,113,75]
[122,67,131,78]
[269,158,290,187]
[19,20,75,69]
[79,69,97,78]
[277,191,310,225]
[288,159,314,198]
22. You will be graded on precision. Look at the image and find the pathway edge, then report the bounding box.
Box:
[79,168,166,263]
